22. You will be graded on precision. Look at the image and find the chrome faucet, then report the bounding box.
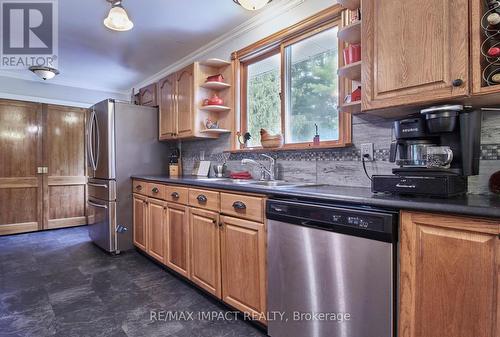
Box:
[241,154,276,181]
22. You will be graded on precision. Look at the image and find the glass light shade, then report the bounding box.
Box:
[104,5,133,31]
[29,66,59,80]
[236,0,270,11]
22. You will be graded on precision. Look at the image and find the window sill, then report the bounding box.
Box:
[225,142,353,153]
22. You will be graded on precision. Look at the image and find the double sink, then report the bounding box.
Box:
[195,178,320,189]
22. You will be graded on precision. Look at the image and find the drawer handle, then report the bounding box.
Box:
[197,194,207,203]
[152,187,159,194]
[171,192,180,199]
[232,201,246,210]
[136,185,142,191]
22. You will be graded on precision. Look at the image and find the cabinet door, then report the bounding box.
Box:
[133,193,147,251]
[176,65,194,138]
[189,208,221,297]
[139,83,157,107]
[220,215,266,322]
[399,211,499,337]
[147,198,166,263]
[165,203,190,277]
[362,0,469,111]
[158,74,177,140]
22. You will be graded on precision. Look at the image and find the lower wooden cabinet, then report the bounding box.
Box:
[220,215,266,321]
[147,198,166,263]
[165,203,190,277]
[399,211,500,337]
[189,208,222,297]
[132,193,148,251]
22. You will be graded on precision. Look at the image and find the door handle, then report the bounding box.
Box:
[197,194,208,203]
[88,200,108,209]
[88,182,108,188]
[88,109,97,171]
[94,111,100,170]
[232,201,246,210]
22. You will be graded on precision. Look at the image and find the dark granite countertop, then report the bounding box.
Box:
[131,175,500,219]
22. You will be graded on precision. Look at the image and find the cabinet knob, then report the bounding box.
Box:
[232,201,247,210]
[452,79,464,87]
[136,185,142,191]
[171,192,180,199]
[152,187,159,194]
[197,194,207,203]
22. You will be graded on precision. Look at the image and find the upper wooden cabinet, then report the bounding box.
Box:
[157,60,234,141]
[399,211,499,337]
[158,73,177,140]
[361,0,469,111]
[139,83,157,107]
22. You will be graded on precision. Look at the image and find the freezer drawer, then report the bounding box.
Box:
[88,178,116,201]
[87,197,117,253]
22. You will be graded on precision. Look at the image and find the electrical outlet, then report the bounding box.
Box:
[361,143,374,161]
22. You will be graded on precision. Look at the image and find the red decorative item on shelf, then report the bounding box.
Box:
[351,86,361,101]
[343,43,361,65]
[203,94,224,106]
[206,74,224,83]
[487,47,500,57]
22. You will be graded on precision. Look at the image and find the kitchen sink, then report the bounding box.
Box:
[194,178,321,189]
[195,178,255,184]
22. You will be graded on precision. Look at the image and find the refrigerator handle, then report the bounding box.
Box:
[94,109,100,171]
[87,109,97,171]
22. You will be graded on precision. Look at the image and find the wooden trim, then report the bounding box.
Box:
[232,4,344,61]
[0,177,38,188]
[47,216,87,229]
[47,176,87,186]
[0,222,39,235]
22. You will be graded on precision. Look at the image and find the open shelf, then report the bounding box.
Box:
[199,128,232,134]
[338,0,360,10]
[338,20,361,44]
[338,61,361,81]
[339,100,361,114]
[200,81,231,90]
[200,105,231,112]
[199,58,231,67]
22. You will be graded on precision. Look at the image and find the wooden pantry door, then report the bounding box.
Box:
[42,104,87,229]
[0,100,43,235]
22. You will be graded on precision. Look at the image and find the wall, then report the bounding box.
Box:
[179,111,500,195]
[0,76,129,108]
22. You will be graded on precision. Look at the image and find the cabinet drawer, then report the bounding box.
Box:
[220,193,264,223]
[132,180,148,195]
[146,182,166,200]
[165,186,189,205]
[189,188,220,211]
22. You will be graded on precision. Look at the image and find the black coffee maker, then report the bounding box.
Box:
[372,104,482,197]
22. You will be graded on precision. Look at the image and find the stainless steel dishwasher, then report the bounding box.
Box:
[267,198,397,337]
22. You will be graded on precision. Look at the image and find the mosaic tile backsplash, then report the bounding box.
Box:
[177,111,500,195]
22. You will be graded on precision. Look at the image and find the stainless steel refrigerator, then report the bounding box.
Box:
[86,99,169,254]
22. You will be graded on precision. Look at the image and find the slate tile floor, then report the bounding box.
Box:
[0,227,267,337]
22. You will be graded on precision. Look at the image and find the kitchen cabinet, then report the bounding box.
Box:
[165,202,190,277]
[361,0,469,111]
[147,198,166,263]
[139,83,157,107]
[132,193,148,251]
[399,211,500,337]
[176,65,194,138]
[158,73,177,140]
[220,215,267,322]
[189,207,222,297]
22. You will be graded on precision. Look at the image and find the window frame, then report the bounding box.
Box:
[234,4,351,151]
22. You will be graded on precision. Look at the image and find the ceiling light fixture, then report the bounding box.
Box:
[104,0,134,32]
[29,66,60,80]
[233,0,272,11]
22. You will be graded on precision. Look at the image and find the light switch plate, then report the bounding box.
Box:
[361,143,374,161]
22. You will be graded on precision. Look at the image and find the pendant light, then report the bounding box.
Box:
[233,0,272,11]
[29,66,59,80]
[104,0,134,32]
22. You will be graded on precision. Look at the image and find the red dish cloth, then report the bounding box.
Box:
[230,171,253,179]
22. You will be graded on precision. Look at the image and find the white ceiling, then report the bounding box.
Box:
[0,0,261,94]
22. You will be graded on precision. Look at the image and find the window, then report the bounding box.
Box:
[236,6,350,150]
